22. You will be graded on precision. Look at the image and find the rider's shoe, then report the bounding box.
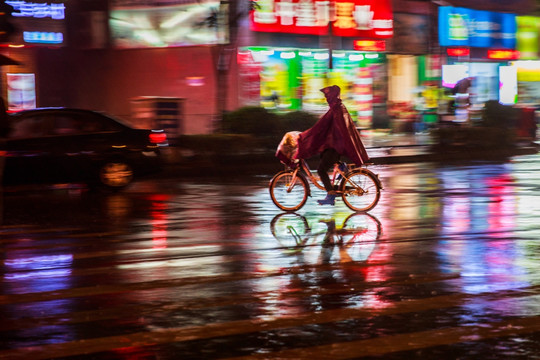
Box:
[317,193,336,206]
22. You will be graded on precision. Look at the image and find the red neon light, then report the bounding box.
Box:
[446,48,470,57]
[250,0,393,38]
[487,49,519,60]
[149,132,167,145]
[333,0,393,38]
[354,40,386,51]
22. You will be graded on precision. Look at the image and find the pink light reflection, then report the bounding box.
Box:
[148,194,171,249]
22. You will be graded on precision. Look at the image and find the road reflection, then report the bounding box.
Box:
[3,163,540,358]
[270,212,382,264]
[435,163,536,299]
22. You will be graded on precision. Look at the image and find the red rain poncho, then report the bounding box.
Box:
[294,85,370,166]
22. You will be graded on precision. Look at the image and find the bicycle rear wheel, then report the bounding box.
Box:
[339,169,381,212]
[269,171,309,212]
[270,213,310,248]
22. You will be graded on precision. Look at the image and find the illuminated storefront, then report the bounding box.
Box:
[386,54,443,131]
[242,0,392,127]
[439,6,518,117]
[511,16,540,106]
[238,47,386,127]
[508,60,540,108]
[387,11,432,104]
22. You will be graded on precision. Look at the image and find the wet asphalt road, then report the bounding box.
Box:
[2,155,540,359]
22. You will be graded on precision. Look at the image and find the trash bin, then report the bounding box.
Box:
[130,97,185,144]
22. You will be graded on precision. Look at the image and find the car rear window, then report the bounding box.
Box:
[9,114,51,138]
[9,111,124,138]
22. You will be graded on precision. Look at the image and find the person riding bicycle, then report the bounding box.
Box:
[295,85,370,206]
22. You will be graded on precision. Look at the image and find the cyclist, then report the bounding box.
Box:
[295,85,370,205]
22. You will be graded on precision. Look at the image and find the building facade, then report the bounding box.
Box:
[0,0,537,135]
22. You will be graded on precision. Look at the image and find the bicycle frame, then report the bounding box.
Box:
[291,159,354,193]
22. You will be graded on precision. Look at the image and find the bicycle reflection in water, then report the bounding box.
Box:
[270,212,382,265]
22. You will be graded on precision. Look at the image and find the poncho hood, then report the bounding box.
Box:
[294,85,370,166]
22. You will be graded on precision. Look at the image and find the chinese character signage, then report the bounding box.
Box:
[332,0,392,38]
[251,0,330,35]
[438,7,516,48]
[5,0,66,46]
[7,1,65,19]
[250,0,393,38]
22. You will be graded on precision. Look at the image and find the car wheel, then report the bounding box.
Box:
[98,160,134,190]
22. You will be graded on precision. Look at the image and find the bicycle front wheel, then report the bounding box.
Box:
[269,171,309,212]
[341,212,382,243]
[339,169,381,212]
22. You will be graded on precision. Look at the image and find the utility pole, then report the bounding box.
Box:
[213,0,240,133]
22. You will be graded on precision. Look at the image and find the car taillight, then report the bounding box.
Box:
[149,131,167,145]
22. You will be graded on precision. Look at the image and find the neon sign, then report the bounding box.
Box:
[250,0,393,38]
[446,47,470,56]
[487,49,519,60]
[251,0,329,35]
[6,1,65,20]
[333,1,393,37]
[23,31,63,44]
[110,1,227,48]
[439,7,516,48]
[4,1,66,46]
[353,40,386,51]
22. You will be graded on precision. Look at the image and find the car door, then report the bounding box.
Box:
[50,111,118,178]
[51,111,134,184]
[46,112,95,181]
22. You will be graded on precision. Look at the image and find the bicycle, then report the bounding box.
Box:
[270,212,382,262]
[269,159,382,212]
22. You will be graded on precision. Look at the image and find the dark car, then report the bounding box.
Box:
[2,107,168,190]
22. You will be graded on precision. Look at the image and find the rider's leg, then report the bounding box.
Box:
[317,149,340,205]
[320,219,336,244]
[318,148,340,191]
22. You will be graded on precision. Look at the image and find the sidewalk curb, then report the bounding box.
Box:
[160,145,539,178]
[372,146,539,165]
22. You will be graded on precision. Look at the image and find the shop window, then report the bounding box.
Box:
[7,73,36,112]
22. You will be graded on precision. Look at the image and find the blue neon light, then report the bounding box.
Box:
[23,31,64,44]
[438,7,516,48]
[6,1,65,20]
